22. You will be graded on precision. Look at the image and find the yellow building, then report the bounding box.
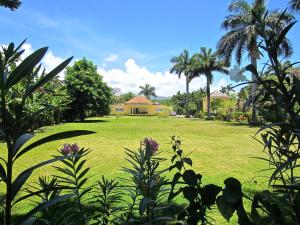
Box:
[203,90,237,113]
[110,96,170,116]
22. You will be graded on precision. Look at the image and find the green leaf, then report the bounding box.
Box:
[275,22,296,52]
[182,170,198,186]
[183,157,192,166]
[12,133,34,158]
[182,186,197,202]
[5,47,48,90]
[14,130,96,161]
[5,42,14,61]
[216,195,236,221]
[25,56,73,97]
[0,162,6,181]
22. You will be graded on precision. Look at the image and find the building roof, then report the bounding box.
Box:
[210,90,229,99]
[125,96,153,105]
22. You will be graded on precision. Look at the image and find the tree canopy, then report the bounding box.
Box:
[64,58,112,121]
[0,0,21,10]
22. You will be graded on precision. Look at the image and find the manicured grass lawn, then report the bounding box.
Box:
[2,116,268,224]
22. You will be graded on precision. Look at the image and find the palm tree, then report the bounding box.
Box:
[138,84,156,99]
[170,49,193,117]
[290,0,300,11]
[217,0,293,123]
[189,47,228,119]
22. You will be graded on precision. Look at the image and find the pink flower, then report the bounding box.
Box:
[61,143,80,155]
[71,143,79,153]
[61,144,72,155]
[144,138,159,155]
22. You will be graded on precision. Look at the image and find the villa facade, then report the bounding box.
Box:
[203,90,237,113]
[110,96,169,116]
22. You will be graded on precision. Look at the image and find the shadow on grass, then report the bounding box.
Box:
[74,119,109,123]
[222,122,261,128]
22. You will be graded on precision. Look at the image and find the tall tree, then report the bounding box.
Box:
[65,58,112,121]
[220,85,235,95]
[189,47,228,119]
[217,0,293,123]
[138,84,157,99]
[170,49,193,117]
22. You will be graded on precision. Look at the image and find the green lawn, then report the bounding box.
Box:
[2,116,268,224]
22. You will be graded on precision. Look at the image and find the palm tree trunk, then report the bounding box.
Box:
[250,54,258,124]
[186,77,190,117]
[206,76,211,119]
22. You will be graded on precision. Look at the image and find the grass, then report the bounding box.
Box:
[1,116,268,224]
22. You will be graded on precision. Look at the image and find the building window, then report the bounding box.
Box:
[115,108,124,112]
[156,108,164,112]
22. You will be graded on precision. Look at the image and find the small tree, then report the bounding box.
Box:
[65,58,112,121]
[138,84,156,99]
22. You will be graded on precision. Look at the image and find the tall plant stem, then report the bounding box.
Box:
[250,54,258,124]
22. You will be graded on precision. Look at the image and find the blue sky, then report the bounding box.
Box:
[0,0,299,96]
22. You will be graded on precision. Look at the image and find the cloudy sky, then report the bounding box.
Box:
[1,0,299,96]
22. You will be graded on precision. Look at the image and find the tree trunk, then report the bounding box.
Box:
[186,77,190,117]
[250,54,258,124]
[207,75,211,119]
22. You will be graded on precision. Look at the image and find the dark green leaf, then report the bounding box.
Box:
[216,195,236,222]
[12,133,34,158]
[182,186,197,202]
[0,162,6,180]
[25,57,73,96]
[183,157,192,166]
[182,170,198,186]
[223,177,242,204]
[201,184,222,208]
[6,47,48,90]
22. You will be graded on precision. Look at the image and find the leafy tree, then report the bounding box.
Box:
[170,49,193,117]
[0,0,21,10]
[189,47,228,119]
[112,91,136,104]
[220,84,234,95]
[171,89,206,116]
[65,58,112,121]
[138,83,156,99]
[43,78,71,124]
[217,0,293,124]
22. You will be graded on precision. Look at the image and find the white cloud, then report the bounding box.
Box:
[21,43,34,58]
[20,43,65,79]
[42,51,64,78]
[98,58,227,96]
[104,54,118,62]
